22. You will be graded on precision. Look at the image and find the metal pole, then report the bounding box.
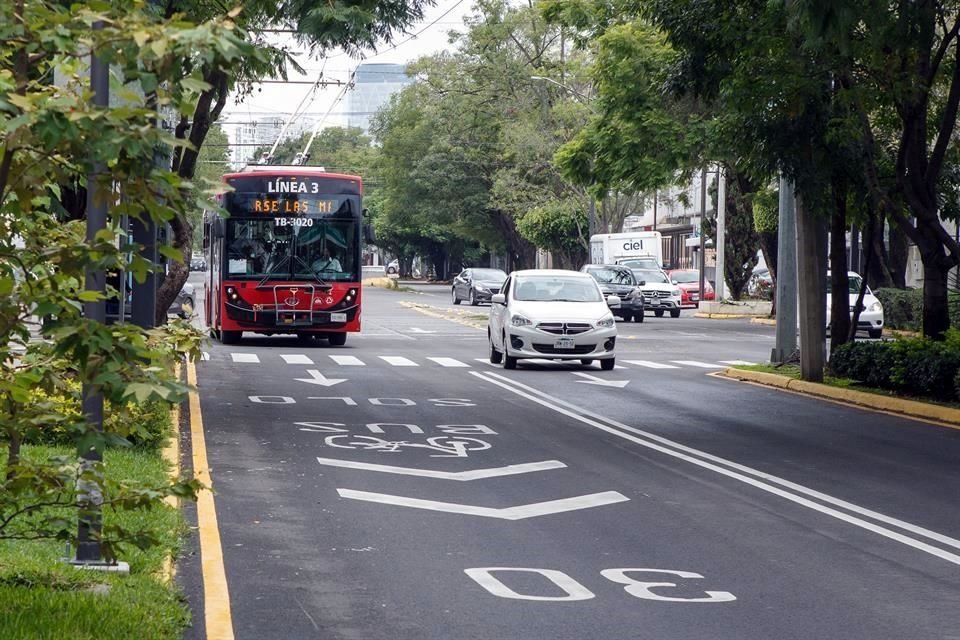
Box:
[772,176,798,363]
[698,167,707,303]
[76,21,108,564]
[652,191,657,232]
[716,167,726,300]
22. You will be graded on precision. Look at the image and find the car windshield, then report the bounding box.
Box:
[587,268,634,285]
[634,270,669,284]
[619,258,659,269]
[826,275,866,294]
[472,268,507,281]
[671,271,699,283]
[513,276,603,302]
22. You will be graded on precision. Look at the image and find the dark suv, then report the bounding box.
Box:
[579,264,645,322]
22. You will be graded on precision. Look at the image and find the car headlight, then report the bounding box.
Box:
[596,316,615,328]
[673,288,681,296]
[869,301,883,312]
[511,314,532,327]
[475,284,489,291]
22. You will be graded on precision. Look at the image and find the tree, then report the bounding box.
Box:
[702,170,760,299]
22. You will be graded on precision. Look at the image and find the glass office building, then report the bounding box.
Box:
[345,63,414,133]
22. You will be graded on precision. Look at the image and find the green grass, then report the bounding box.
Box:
[0,441,190,640]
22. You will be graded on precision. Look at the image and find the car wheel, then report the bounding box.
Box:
[600,358,616,371]
[670,309,681,318]
[489,332,503,364]
[654,310,665,318]
[868,328,883,339]
[469,289,478,306]
[328,332,347,346]
[580,359,594,366]
[220,330,241,345]
[502,332,518,370]
[452,288,461,305]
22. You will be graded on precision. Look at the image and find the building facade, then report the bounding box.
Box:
[344,63,414,133]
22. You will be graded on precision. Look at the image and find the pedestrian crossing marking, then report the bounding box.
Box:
[281,354,314,365]
[380,356,418,367]
[427,357,471,368]
[719,360,756,365]
[330,355,365,366]
[623,360,679,369]
[230,353,260,363]
[671,360,725,368]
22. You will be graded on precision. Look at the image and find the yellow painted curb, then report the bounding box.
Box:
[188,360,236,640]
[159,363,182,585]
[720,367,960,429]
[750,317,777,326]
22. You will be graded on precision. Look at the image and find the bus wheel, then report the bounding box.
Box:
[328,332,347,347]
[220,330,241,345]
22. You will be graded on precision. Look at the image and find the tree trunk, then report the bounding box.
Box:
[865,217,895,290]
[829,179,851,354]
[888,221,909,288]
[796,195,828,382]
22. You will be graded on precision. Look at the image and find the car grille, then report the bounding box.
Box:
[686,289,699,296]
[532,343,596,355]
[536,322,592,335]
[643,290,672,298]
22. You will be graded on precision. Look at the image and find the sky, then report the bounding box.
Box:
[220,0,475,145]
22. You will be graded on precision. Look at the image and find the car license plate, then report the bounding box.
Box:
[554,337,576,349]
[330,312,347,323]
[692,295,699,301]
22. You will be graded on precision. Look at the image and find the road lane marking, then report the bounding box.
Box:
[230,353,259,363]
[623,360,679,369]
[380,356,418,367]
[201,352,210,361]
[337,489,629,520]
[330,355,365,366]
[187,360,235,640]
[719,360,757,365]
[281,354,314,365]
[471,371,960,567]
[316,457,566,480]
[572,372,629,388]
[428,357,471,368]
[671,360,725,368]
[295,370,347,387]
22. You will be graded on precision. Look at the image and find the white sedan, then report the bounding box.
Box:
[488,269,620,370]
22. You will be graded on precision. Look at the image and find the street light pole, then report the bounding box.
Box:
[716,167,726,300]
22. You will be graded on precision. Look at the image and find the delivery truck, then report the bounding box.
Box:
[589,231,663,268]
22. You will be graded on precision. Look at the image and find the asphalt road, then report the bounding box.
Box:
[181,278,960,640]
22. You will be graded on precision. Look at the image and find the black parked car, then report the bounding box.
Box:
[452,268,508,305]
[579,264,645,322]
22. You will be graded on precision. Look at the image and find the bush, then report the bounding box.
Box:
[832,333,960,400]
[874,288,922,331]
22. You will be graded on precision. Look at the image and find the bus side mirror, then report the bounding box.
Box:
[363,223,376,245]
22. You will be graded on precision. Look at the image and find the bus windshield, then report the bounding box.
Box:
[226,218,359,282]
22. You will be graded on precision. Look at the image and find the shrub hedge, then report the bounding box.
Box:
[831,332,960,400]
[875,287,960,331]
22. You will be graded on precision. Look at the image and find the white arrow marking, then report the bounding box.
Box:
[317,457,565,480]
[337,489,629,520]
[408,327,437,334]
[295,369,347,387]
[572,372,630,388]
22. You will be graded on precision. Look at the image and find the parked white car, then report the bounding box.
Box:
[488,270,619,370]
[827,271,884,339]
[631,269,683,318]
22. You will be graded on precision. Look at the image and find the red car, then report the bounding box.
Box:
[668,269,714,307]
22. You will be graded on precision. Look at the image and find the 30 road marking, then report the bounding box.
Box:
[281,354,314,365]
[316,457,566,480]
[230,353,259,363]
[623,360,679,369]
[471,371,960,567]
[330,355,365,366]
[428,357,471,368]
[187,360,235,640]
[337,488,629,520]
[380,356,418,367]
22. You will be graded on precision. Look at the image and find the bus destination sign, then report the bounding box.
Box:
[251,198,337,214]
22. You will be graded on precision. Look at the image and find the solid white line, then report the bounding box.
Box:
[316,457,566,480]
[623,360,679,369]
[380,356,419,367]
[474,358,498,367]
[428,357,471,368]
[329,355,365,366]
[281,354,314,365]
[230,353,259,363]
[719,360,757,365]
[337,488,629,520]
[671,360,725,368]
[470,371,960,566]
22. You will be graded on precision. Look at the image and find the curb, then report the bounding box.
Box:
[750,317,777,325]
[160,362,183,584]
[719,367,960,428]
[399,301,487,331]
[694,312,765,320]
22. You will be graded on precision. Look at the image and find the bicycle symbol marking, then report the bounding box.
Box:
[323,434,492,458]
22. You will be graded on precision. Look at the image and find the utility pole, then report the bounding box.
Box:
[698,167,707,302]
[715,167,727,300]
[795,194,828,381]
[75,21,108,566]
[772,176,798,364]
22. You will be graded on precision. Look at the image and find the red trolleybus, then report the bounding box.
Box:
[203,166,369,345]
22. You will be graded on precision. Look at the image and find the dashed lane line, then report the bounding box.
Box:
[281,354,314,365]
[427,357,472,368]
[379,356,419,367]
[671,360,725,368]
[329,355,365,366]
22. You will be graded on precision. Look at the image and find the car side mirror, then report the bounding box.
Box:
[491,293,506,305]
[606,295,622,308]
[639,280,646,286]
